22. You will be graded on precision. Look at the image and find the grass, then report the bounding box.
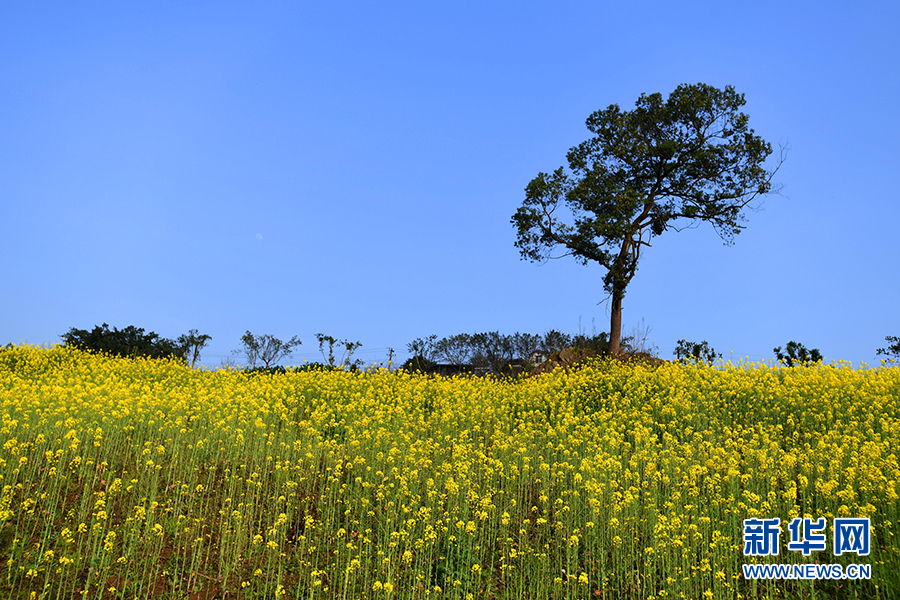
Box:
[0,345,898,599]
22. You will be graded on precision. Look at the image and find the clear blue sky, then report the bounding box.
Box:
[2,1,898,368]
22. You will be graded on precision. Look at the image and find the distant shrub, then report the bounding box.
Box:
[242,365,291,376]
[61,323,187,361]
[774,341,823,367]
[674,339,722,364]
[877,335,900,363]
[571,332,611,354]
[401,356,435,373]
[242,362,350,376]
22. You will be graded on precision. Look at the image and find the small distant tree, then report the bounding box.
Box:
[774,341,822,367]
[470,331,516,374]
[401,355,434,372]
[235,331,301,369]
[407,335,438,362]
[674,339,721,363]
[406,335,438,371]
[571,331,612,353]
[512,332,542,362]
[177,329,212,368]
[876,335,900,363]
[435,333,474,366]
[315,334,363,369]
[61,323,186,361]
[540,330,573,355]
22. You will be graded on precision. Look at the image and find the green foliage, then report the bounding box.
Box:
[674,339,722,363]
[877,335,900,362]
[235,330,301,369]
[774,340,823,367]
[60,323,188,361]
[512,83,783,353]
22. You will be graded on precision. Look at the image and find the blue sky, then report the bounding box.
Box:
[2,1,898,368]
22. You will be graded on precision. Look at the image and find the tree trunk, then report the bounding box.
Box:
[607,237,631,355]
[608,287,624,354]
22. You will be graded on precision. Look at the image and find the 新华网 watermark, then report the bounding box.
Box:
[742,562,871,580]
[742,517,871,580]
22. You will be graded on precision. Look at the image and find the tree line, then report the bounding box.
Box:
[60,324,212,366]
[56,324,364,371]
[44,323,900,373]
[403,330,617,376]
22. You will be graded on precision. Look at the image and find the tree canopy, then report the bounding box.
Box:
[61,323,187,361]
[512,83,783,353]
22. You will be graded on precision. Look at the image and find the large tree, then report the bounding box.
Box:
[512,83,783,353]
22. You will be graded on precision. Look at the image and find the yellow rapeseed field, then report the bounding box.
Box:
[0,345,898,599]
